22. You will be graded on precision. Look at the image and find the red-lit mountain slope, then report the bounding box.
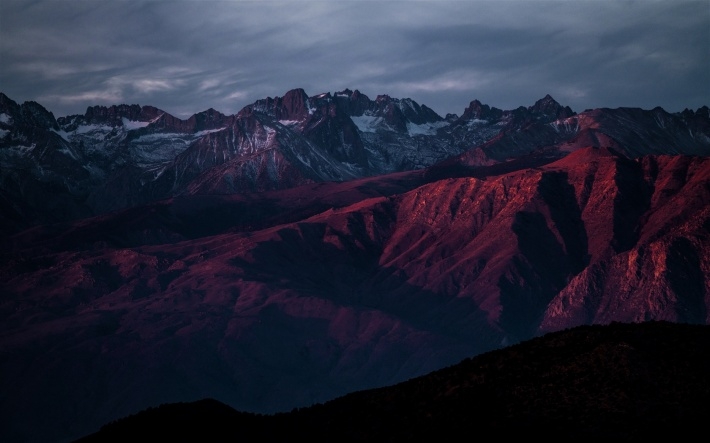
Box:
[1,146,708,442]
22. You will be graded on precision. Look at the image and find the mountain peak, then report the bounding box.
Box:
[337,88,354,96]
[248,88,311,121]
[0,92,18,109]
[375,94,393,104]
[461,99,502,120]
[333,88,371,116]
[462,99,494,120]
[21,100,59,130]
[283,88,310,104]
[531,94,560,110]
[529,94,575,119]
[285,87,308,97]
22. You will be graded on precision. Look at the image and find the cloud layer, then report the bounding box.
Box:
[2,0,708,118]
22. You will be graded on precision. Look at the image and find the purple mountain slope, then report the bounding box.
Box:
[1,90,709,442]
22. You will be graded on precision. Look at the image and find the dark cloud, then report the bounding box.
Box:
[1,0,707,118]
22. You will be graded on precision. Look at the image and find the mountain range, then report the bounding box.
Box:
[0,89,709,442]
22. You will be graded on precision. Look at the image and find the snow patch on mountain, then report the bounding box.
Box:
[130,142,191,167]
[308,103,317,115]
[352,115,384,133]
[129,129,226,168]
[0,129,9,138]
[467,119,488,126]
[73,124,114,137]
[133,127,223,144]
[549,118,581,134]
[121,118,151,130]
[407,121,447,136]
[2,144,34,156]
[133,133,184,143]
[51,129,71,141]
[195,128,227,137]
[340,162,362,173]
[0,113,11,125]
[58,145,79,160]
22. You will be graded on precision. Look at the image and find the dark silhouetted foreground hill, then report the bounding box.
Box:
[77,321,710,441]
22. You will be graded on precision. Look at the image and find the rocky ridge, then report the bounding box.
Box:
[3,90,708,232]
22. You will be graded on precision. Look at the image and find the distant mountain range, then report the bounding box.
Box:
[1,89,707,230]
[0,90,708,442]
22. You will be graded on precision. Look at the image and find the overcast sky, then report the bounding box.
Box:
[1,0,708,119]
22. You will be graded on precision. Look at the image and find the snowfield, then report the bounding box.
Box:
[351,115,384,133]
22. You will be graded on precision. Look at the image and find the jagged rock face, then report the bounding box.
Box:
[540,153,710,330]
[0,93,61,141]
[368,94,439,131]
[80,104,163,127]
[248,88,461,173]
[2,146,709,442]
[0,94,61,138]
[529,93,576,121]
[246,89,371,168]
[64,104,230,134]
[300,92,369,167]
[333,88,371,116]
[443,95,579,162]
[460,99,504,121]
[141,112,339,198]
[372,147,710,340]
[245,88,449,169]
[0,87,517,226]
[554,107,710,157]
[248,87,312,121]
[450,103,710,167]
[3,90,708,233]
[0,94,95,226]
[1,95,244,220]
